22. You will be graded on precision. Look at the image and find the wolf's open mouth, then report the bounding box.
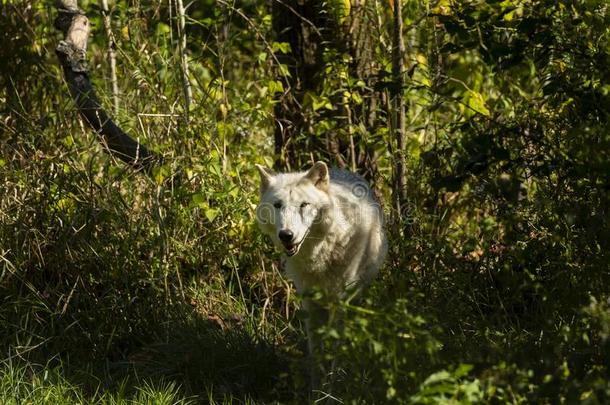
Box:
[283,239,305,257]
[281,230,309,257]
[284,241,305,256]
[285,244,298,256]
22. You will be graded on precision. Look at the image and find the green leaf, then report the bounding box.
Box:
[267,80,284,95]
[156,23,170,35]
[205,208,220,223]
[152,165,170,185]
[308,93,333,112]
[191,193,206,208]
[271,42,291,54]
[454,363,474,378]
[351,91,363,105]
[466,90,490,116]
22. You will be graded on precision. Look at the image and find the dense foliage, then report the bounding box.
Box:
[1,0,610,403]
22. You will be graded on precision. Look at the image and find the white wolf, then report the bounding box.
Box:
[255,161,387,373]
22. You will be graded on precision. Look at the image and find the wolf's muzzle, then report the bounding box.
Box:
[278,229,299,256]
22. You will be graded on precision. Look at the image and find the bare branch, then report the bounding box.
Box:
[53,0,159,173]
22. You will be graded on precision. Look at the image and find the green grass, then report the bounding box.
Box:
[0,275,300,404]
[0,359,197,404]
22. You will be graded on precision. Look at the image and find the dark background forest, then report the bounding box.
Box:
[1,0,610,403]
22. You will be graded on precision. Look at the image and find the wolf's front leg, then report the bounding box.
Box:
[303,296,336,402]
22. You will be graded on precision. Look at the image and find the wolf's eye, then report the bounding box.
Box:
[273,201,282,209]
[300,202,309,208]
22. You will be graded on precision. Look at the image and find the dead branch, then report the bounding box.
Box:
[53,0,159,173]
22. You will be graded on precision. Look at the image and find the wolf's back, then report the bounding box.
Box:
[329,168,376,203]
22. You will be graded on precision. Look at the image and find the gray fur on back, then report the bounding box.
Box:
[329,168,366,185]
[329,168,374,201]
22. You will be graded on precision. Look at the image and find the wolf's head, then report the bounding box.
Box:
[255,161,331,257]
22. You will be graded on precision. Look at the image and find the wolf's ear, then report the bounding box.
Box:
[304,161,329,191]
[255,164,276,194]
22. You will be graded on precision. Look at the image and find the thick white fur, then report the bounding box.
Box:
[255,162,387,299]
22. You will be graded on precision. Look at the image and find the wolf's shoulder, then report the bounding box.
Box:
[329,168,369,189]
[329,168,378,205]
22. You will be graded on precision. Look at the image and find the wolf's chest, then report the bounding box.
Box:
[286,233,352,272]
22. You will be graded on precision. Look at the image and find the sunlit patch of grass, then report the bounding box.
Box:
[0,360,195,404]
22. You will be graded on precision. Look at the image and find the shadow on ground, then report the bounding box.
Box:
[0,293,305,404]
[123,320,298,402]
[65,312,305,403]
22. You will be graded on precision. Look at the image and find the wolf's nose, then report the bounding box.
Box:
[278,229,294,243]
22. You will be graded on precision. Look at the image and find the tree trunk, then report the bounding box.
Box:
[391,0,407,215]
[271,0,381,180]
[271,0,325,170]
